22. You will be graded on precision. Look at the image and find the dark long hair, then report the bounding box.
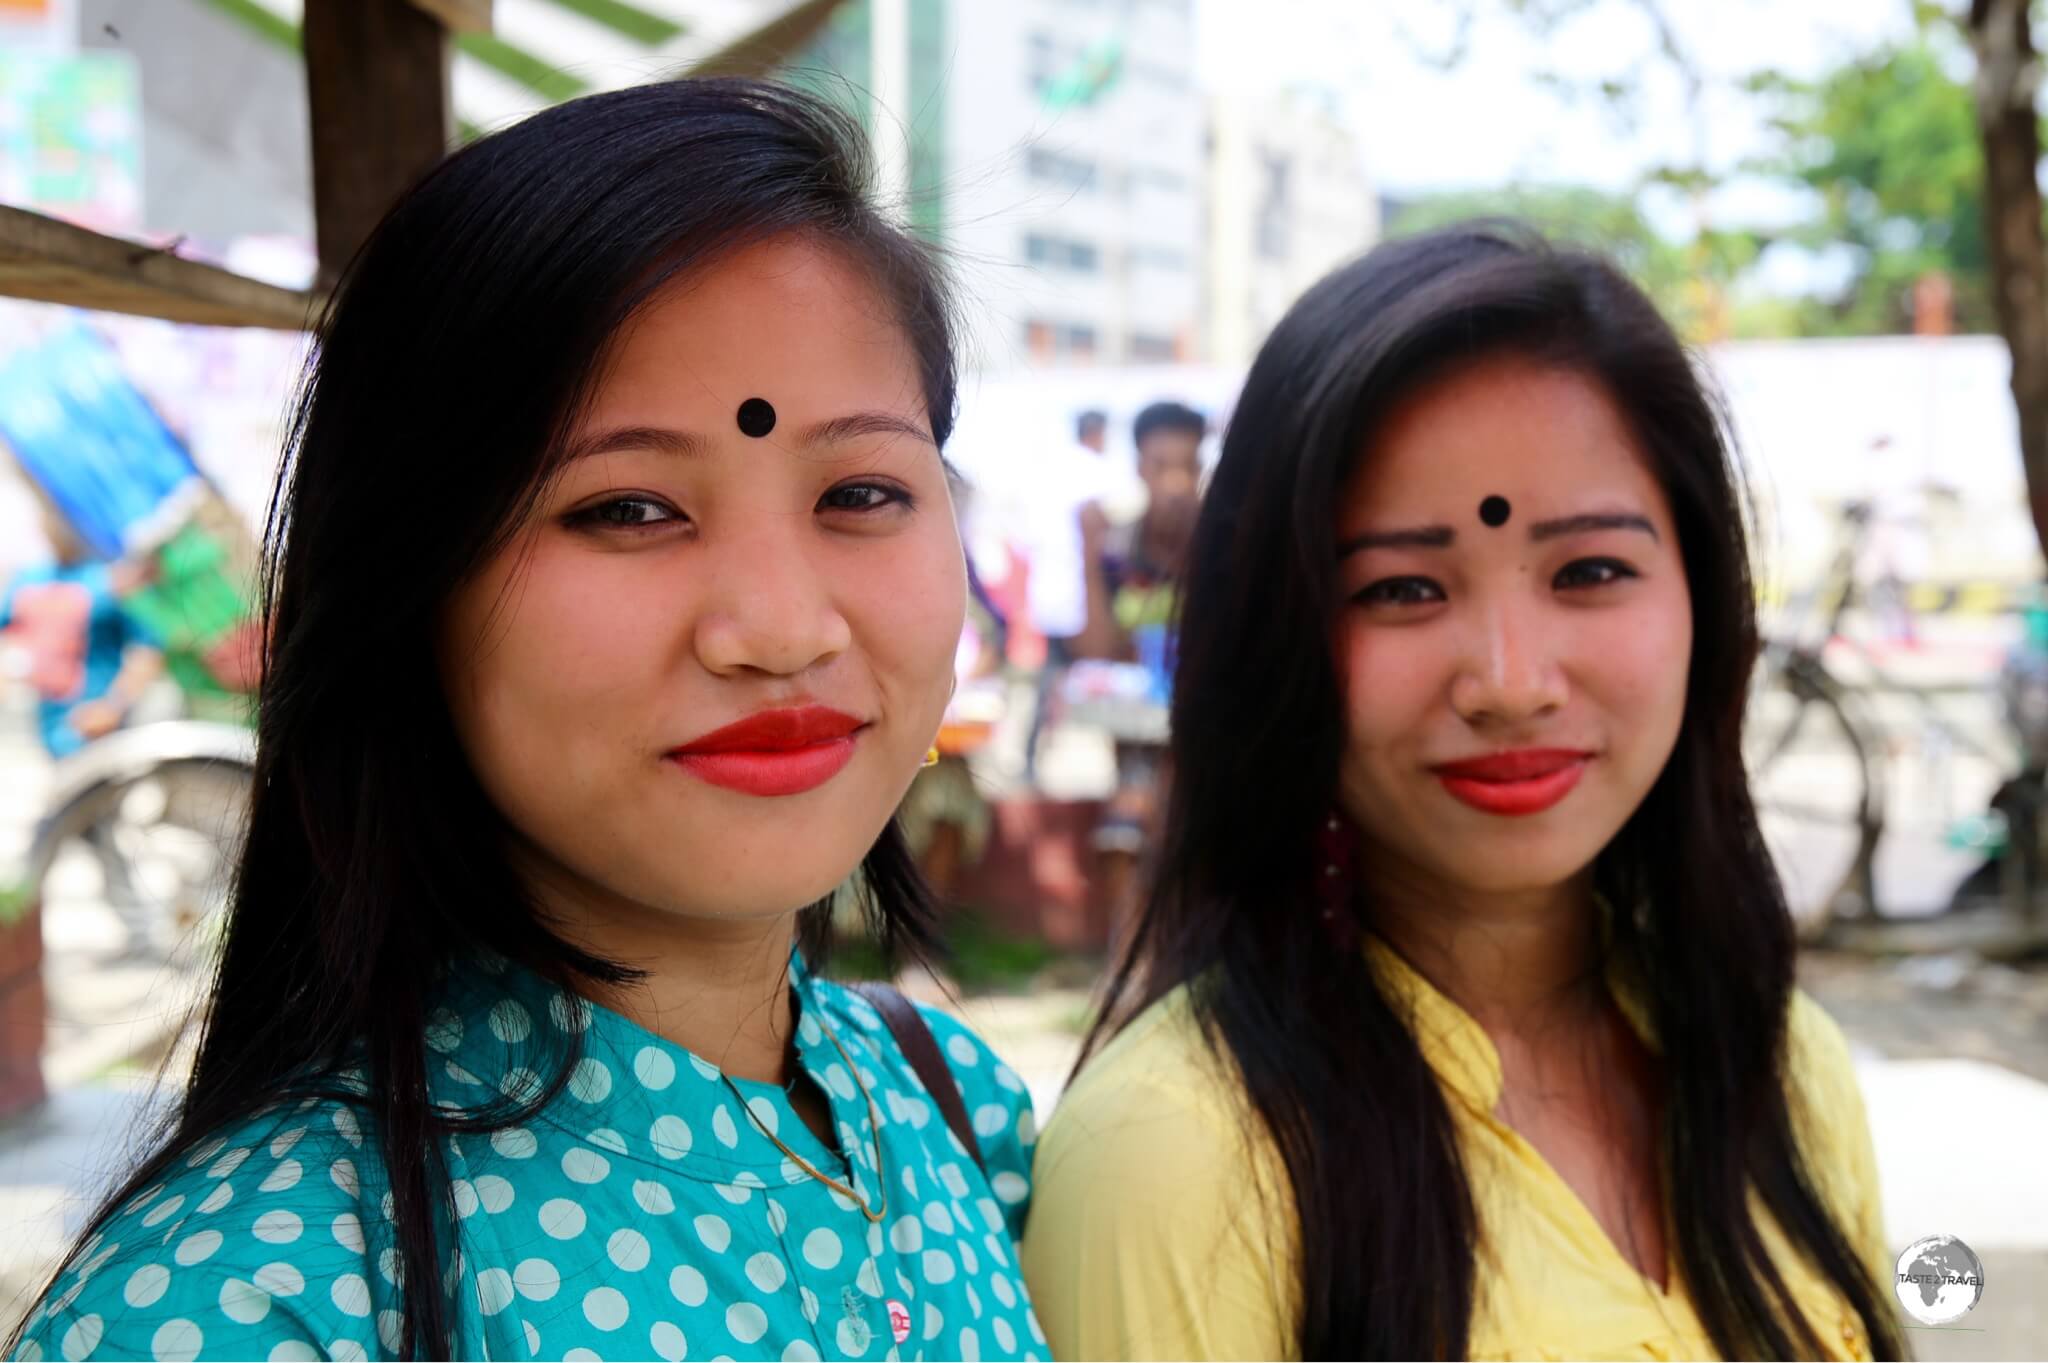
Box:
[1084,224,1905,1360]
[13,79,955,1360]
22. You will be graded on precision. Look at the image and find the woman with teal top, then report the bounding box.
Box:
[9,79,1043,1362]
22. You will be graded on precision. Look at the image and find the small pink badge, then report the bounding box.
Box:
[887,1299,912,1344]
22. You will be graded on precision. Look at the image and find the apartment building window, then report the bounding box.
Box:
[1129,332,1179,362]
[1029,31,1081,93]
[1128,244,1191,272]
[1130,165,1189,195]
[1027,147,1098,192]
[1026,233,1102,272]
[1131,61,1191,92]
[1256,149,1292,261]
[1025,319,1100,361]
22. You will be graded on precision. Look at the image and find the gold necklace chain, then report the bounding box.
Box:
[720,1010,887,1223]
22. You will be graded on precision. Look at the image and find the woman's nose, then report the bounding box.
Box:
[692,535,852,679]
[1447,600,1568,726]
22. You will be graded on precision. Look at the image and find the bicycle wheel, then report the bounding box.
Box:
[1745,649,1883,935]
[41,757,249,964]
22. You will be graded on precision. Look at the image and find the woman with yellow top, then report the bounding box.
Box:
[1021,224,1904,1361]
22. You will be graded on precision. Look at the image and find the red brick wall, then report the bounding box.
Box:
[955,797,1115,951]
[0,900,47,1122]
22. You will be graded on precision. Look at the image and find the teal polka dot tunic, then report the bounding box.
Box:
[13,953,1044,1361]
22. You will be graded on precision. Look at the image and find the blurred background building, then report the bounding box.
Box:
[1203,87,1377,366]
[940,0,1206,370]
[19,0,1379,371]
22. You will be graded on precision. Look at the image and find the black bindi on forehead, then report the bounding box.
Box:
[1479,495,1511,528]
[736,397,776,438]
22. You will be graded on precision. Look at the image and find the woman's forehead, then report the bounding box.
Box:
[586,237,925,437]
[1345,359,1658,515]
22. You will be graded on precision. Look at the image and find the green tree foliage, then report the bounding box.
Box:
[1387,185,1685,306]
[1397,3,2001,341]
[1384,185,1762,341]
[1755,27,1995,334]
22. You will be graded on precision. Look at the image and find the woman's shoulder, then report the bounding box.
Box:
[809,977,1035,1116]
[1783,987,1866,1114]
[1023,984,1297,1363]
[1046,983,1242,1141]
[808,977,1039,1225]
[1781,988,1878,1155]
[15,1095,391,1363]
[1034,982,1275,1207]
[1780,987,1889,1259]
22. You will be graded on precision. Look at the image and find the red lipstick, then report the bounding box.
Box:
[1431,749,1591,817]
[668,706,863,797]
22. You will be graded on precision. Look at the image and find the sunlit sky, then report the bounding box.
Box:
[1195,0,1922,209]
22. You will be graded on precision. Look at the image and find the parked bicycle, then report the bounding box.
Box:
[23,719,253,962]
[1745,496,2014,937]
[0,320,263,962]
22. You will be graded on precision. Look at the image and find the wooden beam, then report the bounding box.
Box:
[303,0,454,288]
[0,205,318,330]
[407,0,492,34]
[691,0,848,78]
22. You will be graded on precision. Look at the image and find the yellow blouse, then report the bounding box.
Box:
[1022,939,1890,1361]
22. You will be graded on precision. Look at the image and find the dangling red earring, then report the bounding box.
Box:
[1316,811,1359,951]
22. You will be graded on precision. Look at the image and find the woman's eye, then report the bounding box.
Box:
[567,497,680,529]
[1355,576,1445,609]
[1554,557,1638,590]
[818,482,912,513]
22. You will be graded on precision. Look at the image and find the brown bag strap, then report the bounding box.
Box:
[845,982,986,1176]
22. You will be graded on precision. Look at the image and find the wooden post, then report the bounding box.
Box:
[407,0,493,31]
[1968,0,2048,561]
[0,205,317,328]
[302,0,455,289]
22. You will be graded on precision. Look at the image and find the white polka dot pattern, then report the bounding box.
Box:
[16,955,1042,1361]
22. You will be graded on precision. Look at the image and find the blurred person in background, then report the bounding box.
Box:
[1,500,164,919]
[1026,226,1902,1361]
[9,79,1044,1363]
[1075,399,1205,939]
[1853,435,1939,650]
[1,501,164,761]
[1021,408,1117,782]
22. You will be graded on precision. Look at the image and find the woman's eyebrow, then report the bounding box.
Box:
[565,411,934,462]
[1338,509,1658,558]
[1527,511,1659,542]
[565,425,706,461]
[795,410,935,448]
[1339,525,1455,557]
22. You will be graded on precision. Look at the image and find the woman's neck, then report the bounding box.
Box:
[1361,861,1606,1033]
[518,853,806,1086]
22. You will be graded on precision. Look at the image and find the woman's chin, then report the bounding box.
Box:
[655,870,862,922]
[538,845,872,929]
[1414,843,1605,901]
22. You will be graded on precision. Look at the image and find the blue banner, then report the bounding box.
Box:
[0,321,199,558]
